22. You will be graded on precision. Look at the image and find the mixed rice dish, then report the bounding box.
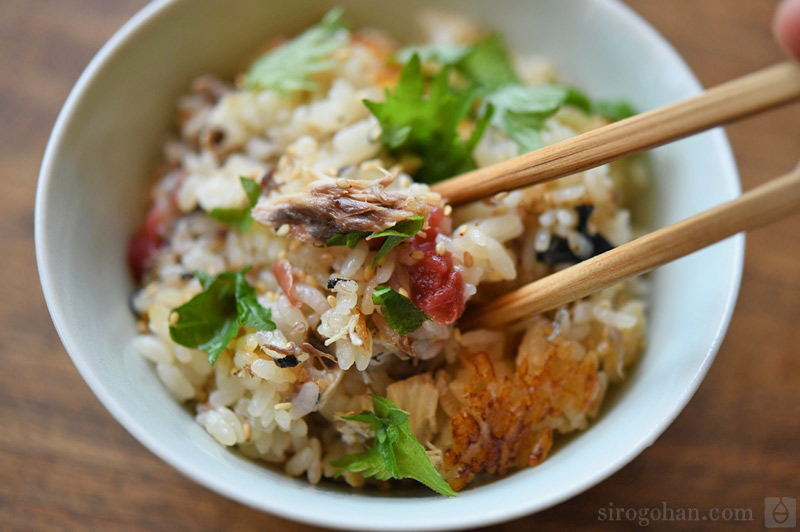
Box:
[128,8,648,495]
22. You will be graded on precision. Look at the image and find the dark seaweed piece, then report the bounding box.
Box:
[274,355,299,368]
[575,204,594,234]
[327,277,347,290]
[535,204,617,267]
[590,233,615,255]
[536,236,580,266]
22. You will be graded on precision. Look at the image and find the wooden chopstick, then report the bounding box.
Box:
[433,62,800,206]
[459,168,800,330]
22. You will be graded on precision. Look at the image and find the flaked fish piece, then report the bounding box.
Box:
[252,175,432,243]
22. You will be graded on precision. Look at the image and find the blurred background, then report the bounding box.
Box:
[1,0,797,529]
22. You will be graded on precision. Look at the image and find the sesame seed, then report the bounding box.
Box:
[276,224,290,237]
[398,287,410,298]
[435,241,446,256]
[242,422,252,440]
[463,251,474,267]
[363,265,375,281]
[458,225,468,236]
[274,402,292,411]
[336,178,351,189]
[443,205,453,216]
[410,250,425,260]
[327,295,337,307]
[168,312,178,326]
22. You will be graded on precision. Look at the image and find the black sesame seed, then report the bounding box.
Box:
[274,355,299,368]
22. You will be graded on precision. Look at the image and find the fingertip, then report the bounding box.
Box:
[774,0,800,59]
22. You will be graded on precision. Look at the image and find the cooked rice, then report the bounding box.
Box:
[129,11,647,492]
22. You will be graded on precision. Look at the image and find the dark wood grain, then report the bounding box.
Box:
[2,1,797,530]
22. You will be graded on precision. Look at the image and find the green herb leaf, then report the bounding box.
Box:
[484,84,568,153]
[371,285,429,336]
[326,217,426,266]
[209,177,261,232]
[367,216,424,267]
[243,7,348,94]
[364,54,488,184]
[332,395,456,497]
[326,231,370,249]
[169,268,275,364]
[234,273,277,332]
[456,33,520,91]
[558,85,594,113]
[595,99,636,121]
[395,43,471,66]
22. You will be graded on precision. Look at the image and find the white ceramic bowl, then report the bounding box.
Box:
[35,0,743,529]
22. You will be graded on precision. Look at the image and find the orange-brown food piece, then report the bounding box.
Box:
[443,323,604,490]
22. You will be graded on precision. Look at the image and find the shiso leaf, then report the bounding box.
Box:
[332,395,457,497]
[209,177,261,232]
[169,267,275,364]
[371,285,430,336]
[243,7,348,94]
[364,54,489,184]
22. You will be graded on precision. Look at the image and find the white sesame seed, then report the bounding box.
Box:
[463,251,474,267]
[276,224,290,237]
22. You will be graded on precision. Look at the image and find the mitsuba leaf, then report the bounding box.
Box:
[484,84,568,153]
[364,54,489,184]
[395,43,471,65]
[326,231,370,249]
[326,217,426,267]
[169,267,275,364]
[332,395,456,497]
[456,33,520,90]
[371,285,429,336]
[209,177,262,232]
[595,99,636,121]
[367,216,424,266]
[243,7,348,94]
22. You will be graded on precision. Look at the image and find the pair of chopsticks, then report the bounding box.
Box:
[429,62,800,330]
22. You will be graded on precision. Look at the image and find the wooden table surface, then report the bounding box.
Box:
[2,1,798,530]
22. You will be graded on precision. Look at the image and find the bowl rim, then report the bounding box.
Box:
[35,0,744,529]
